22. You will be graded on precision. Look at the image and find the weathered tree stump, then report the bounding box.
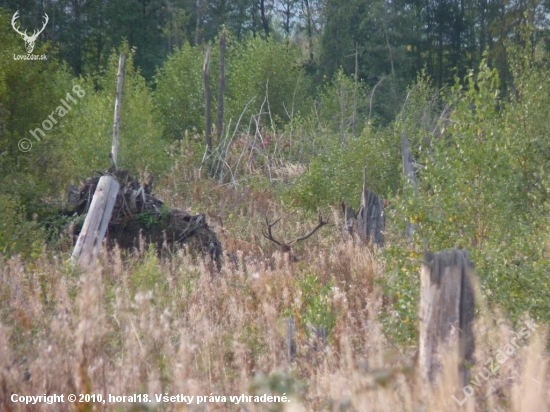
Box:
[357,167,385,247]
[418,248,475,386]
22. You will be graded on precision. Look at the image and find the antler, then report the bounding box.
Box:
[288,213,329,245]
[29,13,49,41]
[262,214,328,250]
[261,216,284,248]
[11,11,27,37]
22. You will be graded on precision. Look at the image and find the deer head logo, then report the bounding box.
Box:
[11,11,49,54]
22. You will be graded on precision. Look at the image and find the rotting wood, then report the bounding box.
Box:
[67,170,222,268]
[418,248,475,387]
[341,201,358,238]
[71,176,119,267]
[356,167,385,247]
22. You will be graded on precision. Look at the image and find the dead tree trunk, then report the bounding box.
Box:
[357,167,385,247]
[352,42,358,136]
[195,0,201,45]
[203,44,212,151]
[401,133,418,240]
[72,54,124,267]
[111,53,125,170]
[216,29,226,143]
[260,0,269,38]
[418,248,475,387]
[71,176,120,267]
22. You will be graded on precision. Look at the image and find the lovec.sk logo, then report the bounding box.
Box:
[11,11,48,60]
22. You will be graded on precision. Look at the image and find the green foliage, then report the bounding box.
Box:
[379,245,422,345]
[154,33,307,142]
[290,69,405,210]
[313,69,366,134]
[134,205,171,228]
[384,52,550,333]
[0,9,73,196]
[130,245,163,294]
[225,35,307,127]
[293,134,367,209]
[61,43,168,179]
[292,127,400,211]
[408,64,512,249]
[0,194,44,259]
[289,274,336,339]
[154,42,205,140]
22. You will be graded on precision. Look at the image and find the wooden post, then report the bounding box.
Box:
[203,44,212,151]
[71,176,120,267]
[357,167,385,247]
[111,53,125,170]
[418,248,475,386]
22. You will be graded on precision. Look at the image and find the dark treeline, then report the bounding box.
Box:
[2,0,548,91]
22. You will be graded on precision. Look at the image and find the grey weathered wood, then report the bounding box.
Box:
[401,133,418,240]
[71,176,120,267]
[418,248,475,386]
[111,53,125,169]
[216,29,226,142]
[357,167,385,247]
[341,201,357,238]
[203,44,212,151]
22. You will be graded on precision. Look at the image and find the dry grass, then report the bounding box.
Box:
[1,170,549,412]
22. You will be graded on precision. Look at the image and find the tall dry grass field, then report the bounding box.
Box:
[1,173,549,412]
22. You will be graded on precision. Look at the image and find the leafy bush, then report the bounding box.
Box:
[154,42,205,140]
[154,33,308,143]
[225,35,308,127]
[385,55,550,335]
[61,44,168,179]
[0,194,44,258]
[293,274,336,338]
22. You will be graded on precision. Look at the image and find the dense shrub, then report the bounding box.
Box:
[154,33,308,142]
[386,55,550,337]
[61,44,168,180]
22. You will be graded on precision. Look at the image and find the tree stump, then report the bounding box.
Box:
[418,248,475,386]
[356,168,385,247]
